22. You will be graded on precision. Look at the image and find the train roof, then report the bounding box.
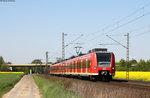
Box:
[88,48,107,53]
[52,48,113,66]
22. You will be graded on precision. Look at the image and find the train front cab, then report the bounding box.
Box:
[95,52,115,81]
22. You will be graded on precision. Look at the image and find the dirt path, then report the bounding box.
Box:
[2,75,41,98]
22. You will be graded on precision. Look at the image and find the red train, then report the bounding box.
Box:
[50,48,115,81]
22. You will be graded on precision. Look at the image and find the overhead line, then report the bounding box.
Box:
[130,30,150,38]
[81,11,150,45]
[76,1,150,45]
[116,2,150,23]
[65,34,83,48]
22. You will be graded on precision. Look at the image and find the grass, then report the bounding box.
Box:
[114,71,150,81]
[32,75,80,98]
[34,75,150,98]
[0,73,24,97]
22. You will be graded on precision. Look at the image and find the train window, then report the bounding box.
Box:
[67,64,69,70]
[72,62,73,69]
[73,61,76,69]
[68,64,69,68]
[96,53,111,67]
[75,61,77,69]
[72,62,74,69]
[87,60,91,68]
[70,63,72,70]
[77,62,80,69]
[62,66,65,70]
[82,61,86,68]
[86,60,90,68]
[80,60,82,68]
[68,64,70,70]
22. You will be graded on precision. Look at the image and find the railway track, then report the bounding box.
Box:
[103,79,150,90]
[50,74,150,90]
[71,76,150,90]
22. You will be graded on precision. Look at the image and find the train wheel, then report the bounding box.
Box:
[102,76,110,82]
[109,76,112,81]
[89,76,97,82]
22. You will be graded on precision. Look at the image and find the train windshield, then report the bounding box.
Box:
[96,53,111,67]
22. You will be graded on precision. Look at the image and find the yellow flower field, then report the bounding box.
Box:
[114,71,150,81]
[0,72,24,74]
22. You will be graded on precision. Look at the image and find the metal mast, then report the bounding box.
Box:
[62,32,67,61]
[106,33,130,80]
[45,51,48,73]
[62,32,65,60]
[125,33,129,80]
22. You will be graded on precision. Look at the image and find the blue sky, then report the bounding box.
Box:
[0,0,150,63]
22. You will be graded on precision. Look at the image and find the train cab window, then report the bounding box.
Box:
[96,53,111,67]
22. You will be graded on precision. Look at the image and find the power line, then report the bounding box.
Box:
[99,43,119,46]
[81,10,150,46]
[106,35,127,49]
[65,34,83,48]
[48,33,84,62]
[127,24,150,34]
[130,30,150,38]
[75,1,150,46]
[100,2,150,33]
[51,2,150,62]
[106,33,130,80]
[116,2,150,23]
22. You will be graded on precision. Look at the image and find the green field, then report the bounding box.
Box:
[0,73,24,97]
[33,75,80,98]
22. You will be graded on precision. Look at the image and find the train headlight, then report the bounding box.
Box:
[93,67,97,69]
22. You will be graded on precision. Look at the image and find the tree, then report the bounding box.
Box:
[0,56,11,71]
[31,59,42,64]
[119,59,126,67]
[136,59,146,71]
[31,59,43,74]
[146,60,150,65]
[146,60,150,71]
[6,62,12,64]
[1,64,10,71]
[138,59,146,66]
[47,62,53,64]
[130,59,137,65]
[0,56,5,71]
[116,59,150,71]
[0,56,4,64]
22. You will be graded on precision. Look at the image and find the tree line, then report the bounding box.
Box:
[116,59,150,71]
[0,56,11,71]
[0,56,52,74]
[1,56,150,72]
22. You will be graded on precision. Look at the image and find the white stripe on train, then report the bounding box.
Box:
[50,72,115,76]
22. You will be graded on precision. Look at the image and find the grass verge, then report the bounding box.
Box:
[32,75,80,98]
[0,73,24,97]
